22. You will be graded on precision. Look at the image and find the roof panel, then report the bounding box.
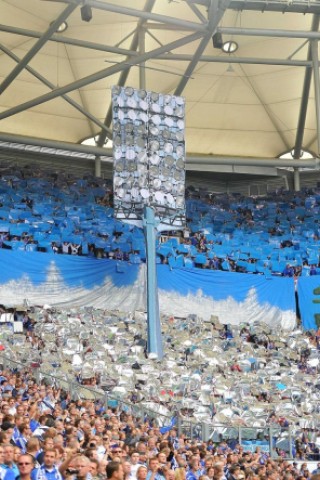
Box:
[0,0,318,160]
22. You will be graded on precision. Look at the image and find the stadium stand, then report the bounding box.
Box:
[0,164,320,277]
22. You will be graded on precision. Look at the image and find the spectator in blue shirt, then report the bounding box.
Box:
[31,449,63,480]
[146,458,165,480]
[282,264,294,277]
[1,444,19,479]
[310,264,317,276]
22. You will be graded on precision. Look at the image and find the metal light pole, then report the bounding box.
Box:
[111,86,186,361]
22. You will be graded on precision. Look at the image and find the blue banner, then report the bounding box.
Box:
[0,251,296,330]
[298,276,320,330]
[157,266,296,329]
[0,250,145,311]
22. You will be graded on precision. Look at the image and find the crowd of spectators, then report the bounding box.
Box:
[1,304,320,470]
[1,163,320,275]
[0,366,320,480]
[2,163,320,478]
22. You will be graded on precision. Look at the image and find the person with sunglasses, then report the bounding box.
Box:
[16,454,35,480]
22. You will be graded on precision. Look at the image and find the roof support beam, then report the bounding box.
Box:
[187,155,320,168]
[0,31,203,121]
[0,24,139,57]
[228,0,320,14]
[144,23,200,31]
[86,0,207,32]
[0,132,112,157]
[139,28,146,90]
[293,15,320,160]
[158,54,311,67]
[311,39,320,156]
[218,26,320,40]
[96,0,157,148]
[0,43,112,136]
[174,0,231,97]
[0,3,77,95]
[0,132,318,169]
[190,0,320,14]
[146,25,320,40]
[185,0,208,23]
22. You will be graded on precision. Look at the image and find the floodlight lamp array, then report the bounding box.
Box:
[112,85,186,227]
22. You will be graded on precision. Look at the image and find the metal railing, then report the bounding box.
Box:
[0,353,318,460]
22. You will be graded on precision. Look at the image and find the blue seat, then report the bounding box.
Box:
[118,243,131,253]
[168,256,177,270]
[184,258,194,268]
[0,209,9,219]
[271,260,287,274]
[175,254,184,268]
[221,260,231,271]
[246,262,257,273]
[132,239,145,253]
[81,242,89,255]
[33,231,48,242]
[25,243,38,252]
[236,260,248,270]
[256,265,270,276]
[167,237,179,247]
[116,262,127,273]
[157,245,175,258]
[47,234,61,243]
[176,244,189,254]
[10,225,30,236]
[10,241,25,251]
[37,240,53,252]
[0,222,10,232]
[129,253,141,264]
[194,254,207,266]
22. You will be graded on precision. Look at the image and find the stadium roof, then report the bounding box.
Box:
[1,0,320,163]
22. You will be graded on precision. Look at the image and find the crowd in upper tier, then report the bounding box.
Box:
[0,163,320,275]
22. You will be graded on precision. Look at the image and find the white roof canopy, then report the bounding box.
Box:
[0,0,320,162]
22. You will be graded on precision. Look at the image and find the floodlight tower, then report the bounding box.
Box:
[111,86,186,360]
